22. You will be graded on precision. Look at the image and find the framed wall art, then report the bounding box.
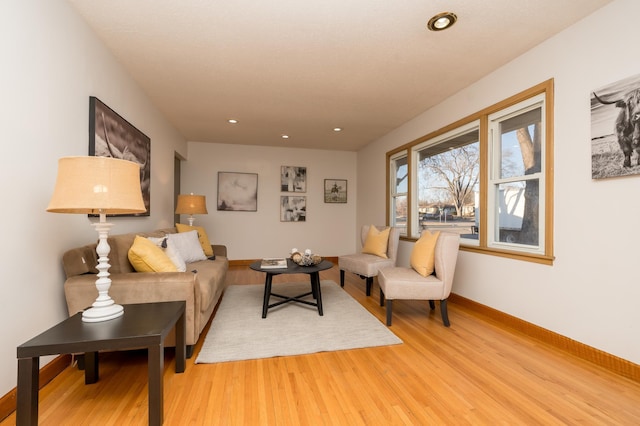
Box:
[591,72,640,179]
[281,166,306,192]
[217,172,258,211]
[89,96,151,216]
[280,196,306,222]
[324,179,347,203]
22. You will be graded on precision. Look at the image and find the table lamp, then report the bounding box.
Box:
[175,193,208,225]
[47,156,146,322]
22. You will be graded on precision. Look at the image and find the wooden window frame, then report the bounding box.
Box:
[386,80,554,265]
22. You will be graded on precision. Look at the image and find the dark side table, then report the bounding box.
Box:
[250,259,333,318]
[16,301,186,426]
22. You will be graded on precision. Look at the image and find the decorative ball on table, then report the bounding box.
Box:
[290,248,322,266]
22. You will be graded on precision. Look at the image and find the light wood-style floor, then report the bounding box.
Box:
[4,265,640,425]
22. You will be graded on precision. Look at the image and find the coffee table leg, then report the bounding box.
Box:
[17,356,39,426]
[262,273,273,318]
[148,344,163,426]
[311,272,323,316]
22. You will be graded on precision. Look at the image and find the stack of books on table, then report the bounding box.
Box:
[260,258,288,269]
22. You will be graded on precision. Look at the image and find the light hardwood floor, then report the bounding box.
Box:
[4,265,640,425]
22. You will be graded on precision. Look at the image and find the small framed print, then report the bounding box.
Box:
[281,166,306,192]
[324,179,347,203]
[281,196,306,222]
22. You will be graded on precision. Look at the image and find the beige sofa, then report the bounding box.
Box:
[62,227,229,357]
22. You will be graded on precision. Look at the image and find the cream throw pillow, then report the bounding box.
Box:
[176,223,213,257]
[147,237,187,272]
[361,225,391,258]
[167,230,207,263]
[410,230,440,277]
[128,236,178,273]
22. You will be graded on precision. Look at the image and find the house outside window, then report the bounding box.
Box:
[387,80,554,264]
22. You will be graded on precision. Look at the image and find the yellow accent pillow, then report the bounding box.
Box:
[176,223,213,257]
[128,236,178,273]
[410,230,440,277]
[361,225,391,258]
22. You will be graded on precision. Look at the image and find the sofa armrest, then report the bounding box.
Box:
[64,272,199,343]
[211,245,227,257]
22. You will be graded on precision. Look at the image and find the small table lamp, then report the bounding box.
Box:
[47,156,146,322]
[175,193,208,226]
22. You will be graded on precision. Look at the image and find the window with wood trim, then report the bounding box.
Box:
[389,152,408,236]
[387,80,554,264]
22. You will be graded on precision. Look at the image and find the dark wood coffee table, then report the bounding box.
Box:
[250,259,333,318]
[16,301,186,426]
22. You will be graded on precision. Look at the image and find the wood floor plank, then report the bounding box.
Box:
[3,265,640,425]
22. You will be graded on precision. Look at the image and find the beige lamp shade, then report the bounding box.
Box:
[47,156,146,215]
[175,194,208,215]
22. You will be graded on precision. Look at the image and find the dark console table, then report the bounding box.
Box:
[16,301,186,426]
[250,259,333,318]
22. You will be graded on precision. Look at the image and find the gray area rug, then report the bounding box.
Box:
[195,280,402,363]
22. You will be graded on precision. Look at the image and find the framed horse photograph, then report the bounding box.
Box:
[324,179,347,203]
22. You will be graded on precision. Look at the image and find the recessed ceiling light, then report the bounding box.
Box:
[333,127,342,132]
[228,119,238,124]
[281,134,289,139]
[427,12,457,31]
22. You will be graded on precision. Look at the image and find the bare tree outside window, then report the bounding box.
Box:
[494,107,542,246]
[417,129,480,238]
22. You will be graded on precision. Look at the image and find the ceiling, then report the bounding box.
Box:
[67,0,612,151]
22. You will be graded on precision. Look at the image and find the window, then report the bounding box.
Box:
[387,80,554,264]
[389,153,408,235]
[488,94,545,253]
[413,122,480,241]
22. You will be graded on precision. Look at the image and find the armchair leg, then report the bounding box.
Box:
[379,289,384,307]
[386,300,393,326]
[340,270,345,287]
[440,299,450,327]
[429,300,435,310]
[365,277,373,296]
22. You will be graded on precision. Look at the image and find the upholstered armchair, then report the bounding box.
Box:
[378,231,460,326]
[339,225,401,296]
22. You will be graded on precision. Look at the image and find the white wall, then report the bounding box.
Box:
[0,1,186,397]
[181,142,357,260]
[357,0,640,364]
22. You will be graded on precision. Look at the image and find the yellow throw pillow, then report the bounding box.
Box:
[361,225,391,258]
[175,223,213,257]
[128,236,178,273]
[410,230,440,277]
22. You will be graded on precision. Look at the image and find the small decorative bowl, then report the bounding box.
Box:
[291,252,322,266]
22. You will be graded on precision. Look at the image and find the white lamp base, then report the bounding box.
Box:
[82,214,124,323]
[82,303,124,322]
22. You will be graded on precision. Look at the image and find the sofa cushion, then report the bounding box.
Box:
[128,236,178,273]
[167,230,207,263]
[410,230,440,277]
[176,223,213,256]
[147,236,187,272]
[62,244,98,278]
[361,225,390,258]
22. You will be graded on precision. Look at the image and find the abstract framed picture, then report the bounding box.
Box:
[324,179,347,203]
[281,166,306,192]
[89,96,151,216]
[280,196,306,222]
[591,72,640,179]
[217,172,258,211]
